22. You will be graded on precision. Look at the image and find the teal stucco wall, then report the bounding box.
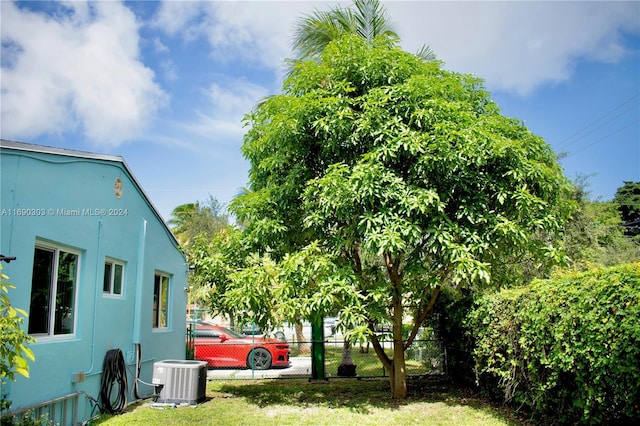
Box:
[0,142,188,423]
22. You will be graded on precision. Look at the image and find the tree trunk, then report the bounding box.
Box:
[229,315,235,330]
[389,296,407,398]
[358,251,411,398]
[386,252,407,399]
[337,339,357,376]
[341,339,354,365]
[295,322,310,355]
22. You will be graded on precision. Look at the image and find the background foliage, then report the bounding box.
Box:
[168,196,229,246]
[613,181,640,238]
[562,179,640,269]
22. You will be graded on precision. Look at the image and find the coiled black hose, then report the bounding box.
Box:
[99,349,128,414]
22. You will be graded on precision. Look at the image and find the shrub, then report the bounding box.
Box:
[470,263,640,424]
[0,266,35,382]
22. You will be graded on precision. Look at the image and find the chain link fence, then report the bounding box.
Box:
[309,337,445,378]
[188,323,446,380]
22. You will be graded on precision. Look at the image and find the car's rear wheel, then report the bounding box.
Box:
[247,347,272,370]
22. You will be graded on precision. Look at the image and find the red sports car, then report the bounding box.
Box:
[193,325,290,370]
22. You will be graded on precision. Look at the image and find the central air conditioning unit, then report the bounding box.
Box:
[152,359,208,404]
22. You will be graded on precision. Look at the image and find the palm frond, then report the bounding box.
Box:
[292,8,352,61]
[291,0,399,62]
[353,0,398,44]
[415,44,438,62]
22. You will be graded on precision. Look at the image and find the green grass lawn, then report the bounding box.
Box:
[298,340,442,377]
[93,376,526,426]
[324,344,390,377]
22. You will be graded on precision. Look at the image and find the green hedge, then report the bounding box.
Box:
[470,263,640,424]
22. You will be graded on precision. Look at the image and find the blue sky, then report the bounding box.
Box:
[2,1,639,222]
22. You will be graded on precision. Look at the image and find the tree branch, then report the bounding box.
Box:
[404,286,440,350]
[367,321,391,370]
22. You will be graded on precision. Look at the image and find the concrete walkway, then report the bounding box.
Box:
[206,357,311,380]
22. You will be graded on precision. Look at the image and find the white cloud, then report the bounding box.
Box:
[152,1,204,38]
[152,37,169,53]
[8,1,633,148]
[153,1,638,96]
[182,79,269,145]
[153,1,331,74]
[0,1,167,146]
[160,60,178,82]
[387,1,640,95]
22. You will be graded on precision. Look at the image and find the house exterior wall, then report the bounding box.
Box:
[0,142,188,424]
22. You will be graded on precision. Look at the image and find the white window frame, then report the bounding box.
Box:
[29,242,80,339]
[153,272,170,329]
[103,258,125,297]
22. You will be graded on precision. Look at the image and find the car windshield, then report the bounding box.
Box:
[220,326,246,339]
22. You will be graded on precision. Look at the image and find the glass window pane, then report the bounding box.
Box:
[54,251,78,335]
[103,262,112,293]
[160,275,169,327]
[153,273,169,328]
[29,247,54,334]
[153,274,160,328]
[113,264,123,295]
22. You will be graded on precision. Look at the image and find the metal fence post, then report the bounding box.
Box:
[310,315,326,381]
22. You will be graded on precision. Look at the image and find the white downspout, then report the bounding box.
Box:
[82,219,103,376]
[133,218,147,344]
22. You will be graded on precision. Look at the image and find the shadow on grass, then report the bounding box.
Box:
[219,376,394,413]
[216,375,526,423]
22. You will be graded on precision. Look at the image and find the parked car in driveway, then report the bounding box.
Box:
[241,323,287,341]
[241,323,263,335]
[193,325,290,370]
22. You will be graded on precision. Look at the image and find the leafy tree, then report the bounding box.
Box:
[290,0,437,371]
[188,226,250,325]
[613,181,640,237]
[168,196,229,245]
[1,265,35,397]
[563,178,640,268]
[564,199,640,267]
[168,196,231,320]
[231,35,572,398]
